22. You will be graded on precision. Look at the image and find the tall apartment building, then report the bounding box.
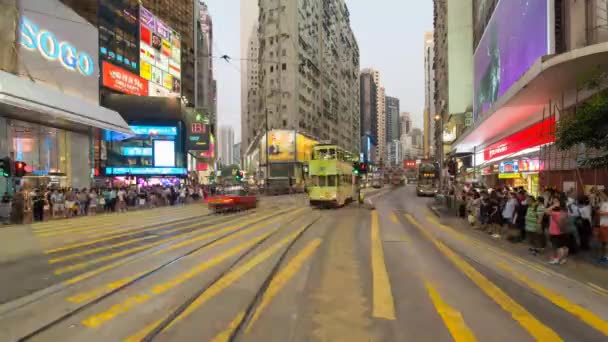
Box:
[359,69,378,163]
[218,126,235,166]
[241,0,260,153]
[423,31,436,158]
[433,0,448,162]
[385,96,400,142]
[400,112,412,136]
[195,1,216,130]
[254,0,360,153]
[377,86,386,162]
[64,0,197,105]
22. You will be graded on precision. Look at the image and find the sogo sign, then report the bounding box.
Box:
[19,17,95,76]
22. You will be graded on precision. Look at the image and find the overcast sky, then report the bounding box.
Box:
[205,0,433,143]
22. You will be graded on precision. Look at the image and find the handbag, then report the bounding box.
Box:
[99,197,106,205]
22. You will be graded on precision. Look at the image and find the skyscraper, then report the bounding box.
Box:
[359,69,378,163]
[385,96,400,142]
[423,31,436,158]
[253,0,360,153]
[240,0,260,153]
[195,1,216,131]
[219,126,235,166]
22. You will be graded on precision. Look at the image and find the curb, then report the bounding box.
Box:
[428,204,442,218]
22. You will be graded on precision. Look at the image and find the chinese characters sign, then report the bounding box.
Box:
[102,61,148,96]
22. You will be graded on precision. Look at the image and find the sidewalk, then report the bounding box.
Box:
[428,202,608,288]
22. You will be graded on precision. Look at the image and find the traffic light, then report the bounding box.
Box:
[14,161,27,177]
[235,170,244,182]
[0,157,11,177]
[359,162,368,174]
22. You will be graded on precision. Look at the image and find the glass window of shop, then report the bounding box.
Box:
[8,120,68,174]
[99,1,139,74]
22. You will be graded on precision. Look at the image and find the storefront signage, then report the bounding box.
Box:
[122,147,152,157]
[106,167,187,175]
[187,122,210,151]
[499,160,519,173]
[519,159,540,172]
[102,61,148,96]
[484,117,556,160]
[499,173,521,179]
[130,125,177,136]
[20,16,95,76]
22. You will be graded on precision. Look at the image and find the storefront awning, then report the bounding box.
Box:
[455,43,608,151]
[0,70,132,135]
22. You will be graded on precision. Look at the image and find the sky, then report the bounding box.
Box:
[205,0,433,143]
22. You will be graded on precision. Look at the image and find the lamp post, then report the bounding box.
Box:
[435,114,444,189]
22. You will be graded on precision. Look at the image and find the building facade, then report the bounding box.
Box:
[0,0,131,193]
[240,0,260,154]
[452,0,608,195]
[253,0,360,154]
[432,0,448,164]
[195,1,216,129]
[423,31,436,159]
[385,96,400,142]
[218,126,235,167]
[232,143,241,166]
[359,69,378,163]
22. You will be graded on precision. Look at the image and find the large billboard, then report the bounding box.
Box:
[261,130,296,163]
[473,0,549,121]
[139,6,181,98]
[296,134,317,162]
[18,0,99,103]
[102,61,148,96]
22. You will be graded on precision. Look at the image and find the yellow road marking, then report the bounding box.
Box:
[61,210,291,286]
[67,272,147,303]
[498,262,608,335]
[123,223,310,339]
[123,318,164,342]
[244,238,322,333]
[371,210,396,320]
[425,282,477,342]
[164,223,311,331]
[406,214,562,342]
[81,232,274,328]
[48,236,157,264]
[389,212,399,224]
[588,283,608,296]
[45,210,266,254]
[212,312,246,342]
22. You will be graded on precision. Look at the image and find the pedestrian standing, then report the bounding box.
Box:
[597,190,608,263]
[89,189,98,216]
[577,196,593,251]
[117,188,126,212]
[546,198,570,265]
[525,196,545,255]
[33,190,44,222]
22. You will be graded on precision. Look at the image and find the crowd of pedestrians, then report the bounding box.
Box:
[1,184,217,224]
[461,186,608,265]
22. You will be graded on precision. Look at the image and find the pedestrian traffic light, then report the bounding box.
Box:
[353,162,360,176]
[0,157,11,177]
[14,161,27,177]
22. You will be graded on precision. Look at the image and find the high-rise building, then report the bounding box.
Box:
[372,69,386,162]
[232,143,241,166]
[253,0,360,153]
[240,0,260,154]
[195,1,216,130]
[423,31,436,158]
[387,140,402,167]
[400,112,412,136]
[218,126,235,166]
[359,69,378,163]
[385,96,400,142]
[433,0,448,163]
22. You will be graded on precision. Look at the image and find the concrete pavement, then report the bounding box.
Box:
[0,186,606,341]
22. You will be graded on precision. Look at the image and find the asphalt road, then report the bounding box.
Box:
[0,186,607,341]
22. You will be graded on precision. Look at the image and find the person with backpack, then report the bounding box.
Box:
[546,198,570,265]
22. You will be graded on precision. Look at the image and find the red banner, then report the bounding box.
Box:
[484,117,555,161]
[196,162,208,171]
[102,61,148,96]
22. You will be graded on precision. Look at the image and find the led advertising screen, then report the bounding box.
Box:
[473,0,549,121]
[139,6,181,98]
[153,140,176,167]
[261,130,296,163]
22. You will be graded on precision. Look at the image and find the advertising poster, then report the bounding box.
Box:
[264,130,295,162]
[157,54,169,72]
[140,25,152,45]
[140,42,156,65]
[155,19,170,40]
[153,140,176,167]
[151,65,162,84]
[102,61,148,96]
[139,6,155,28]
[473,0,549,120]
[140,61,152,80]
[151,33,162,50]
[163,72,173,90]
[296,134,317,162]
[148,81,171,97]
[172,46,181,64]
[161,39,172,57]
[172,78,181,93]
[169,60,181,78]
[187,122,210,151]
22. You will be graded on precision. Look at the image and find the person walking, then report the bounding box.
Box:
[546,198,570,265]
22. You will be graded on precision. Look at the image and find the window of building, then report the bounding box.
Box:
[282,49,287,56]
[270,66,274,72]
[282,63,287,70]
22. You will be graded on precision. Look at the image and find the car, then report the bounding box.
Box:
[416,184,438,197]
[207,186,257,213]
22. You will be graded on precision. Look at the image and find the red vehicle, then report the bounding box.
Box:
[207,186,257,213]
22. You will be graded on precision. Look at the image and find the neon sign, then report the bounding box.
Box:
[20,17,95,76]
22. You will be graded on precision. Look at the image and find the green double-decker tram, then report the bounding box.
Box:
[307,144,356,207]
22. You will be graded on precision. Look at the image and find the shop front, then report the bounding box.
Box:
[0,0,132,194]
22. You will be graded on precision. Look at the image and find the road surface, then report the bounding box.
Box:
[0,186,607,341]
